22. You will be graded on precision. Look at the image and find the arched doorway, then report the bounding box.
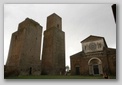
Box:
[75,65,80,75]
[88,57,103,75]
[93,64,99,74]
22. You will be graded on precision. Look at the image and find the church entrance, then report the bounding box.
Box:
[93,65,99,74]
[75,66,80,75]
[88,57,103,75]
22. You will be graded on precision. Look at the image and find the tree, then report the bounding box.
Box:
[65,66,69,72]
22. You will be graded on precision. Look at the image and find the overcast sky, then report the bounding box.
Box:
[4,4,116,67]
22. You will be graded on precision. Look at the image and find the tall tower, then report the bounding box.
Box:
[6,18,42,76]
[41,13,65,75]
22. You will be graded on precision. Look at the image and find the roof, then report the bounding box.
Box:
[18,18,42,30]
[107,48,116,54]
[47,13,61,19]
[81,35,108,48]
[70,51,84,58]
[70,48,116,58]
[81,35,104,43]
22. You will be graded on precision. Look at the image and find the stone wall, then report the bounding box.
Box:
[70,49,116,75]
[42,27,65,75]
[46,13,62,30]
[41,13,65,75]
[6,18,42,76]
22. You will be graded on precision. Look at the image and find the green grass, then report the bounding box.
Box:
[5,75,116,79]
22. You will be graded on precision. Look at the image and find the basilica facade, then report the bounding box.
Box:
[70,35,116,75]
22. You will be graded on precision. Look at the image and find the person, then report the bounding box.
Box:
[103,73,109,79]
[60,71,62,75]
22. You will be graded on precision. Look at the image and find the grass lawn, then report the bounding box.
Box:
[5,75,116,79]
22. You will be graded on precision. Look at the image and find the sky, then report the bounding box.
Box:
[4,4,116,68]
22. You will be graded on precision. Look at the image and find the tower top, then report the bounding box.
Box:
[47,13,61,19]
[18,18,42,31]
[46,13,62,30]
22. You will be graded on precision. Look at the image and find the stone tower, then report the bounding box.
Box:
[6,18,42,76]
[41,13,65,75]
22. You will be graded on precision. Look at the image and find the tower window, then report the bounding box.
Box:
[57,24,59,28]
[15,35,17,40]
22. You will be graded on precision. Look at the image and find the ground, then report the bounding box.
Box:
[5,75,116,79]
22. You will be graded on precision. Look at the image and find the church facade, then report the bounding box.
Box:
[70,35,116,75]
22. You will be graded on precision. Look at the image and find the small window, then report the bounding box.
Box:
[97,43,102,48]
[85,46,86,50]
[15,35,17,40]
[57,24,59,28]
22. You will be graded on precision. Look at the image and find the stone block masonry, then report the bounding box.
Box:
[41,13,65,75]
[5,18,42,76]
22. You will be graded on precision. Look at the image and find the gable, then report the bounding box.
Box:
[81,35,108,53]
[81,35,104,43]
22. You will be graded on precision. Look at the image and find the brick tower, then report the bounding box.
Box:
[41,13,65,75]
[5,18,42,76]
